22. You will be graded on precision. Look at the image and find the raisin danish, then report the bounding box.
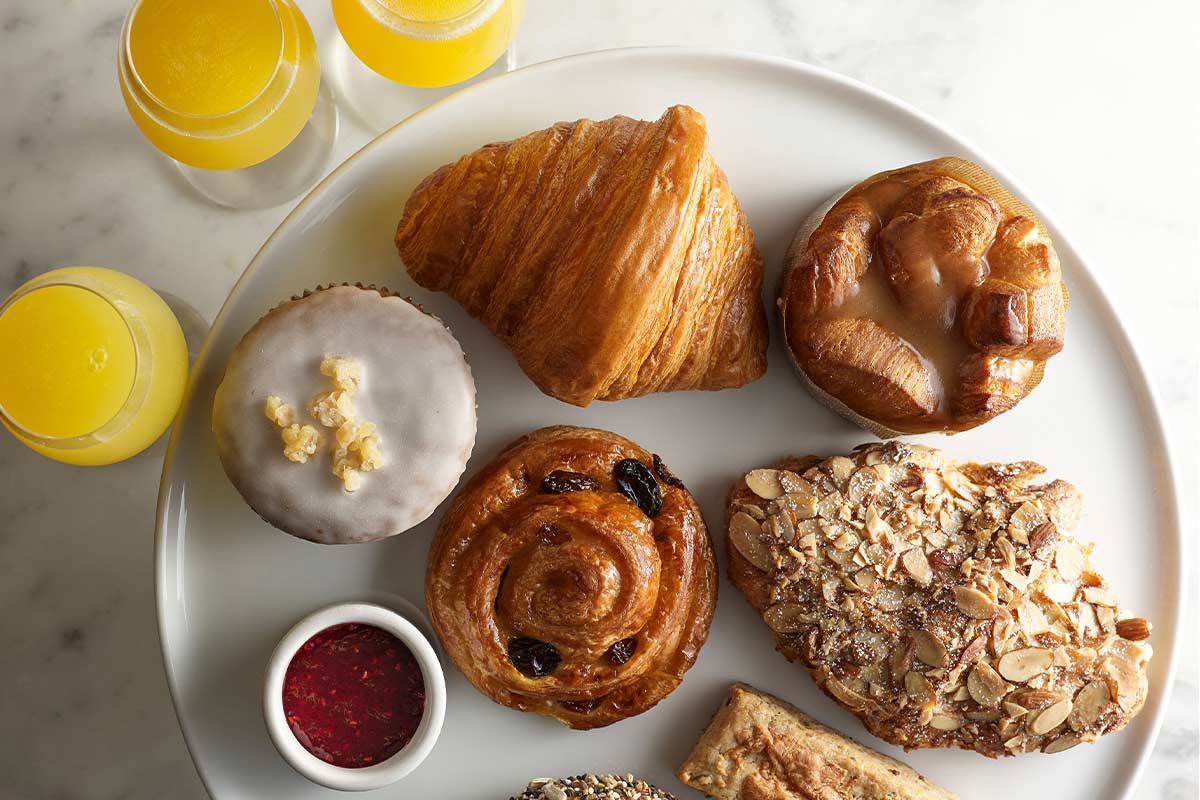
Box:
[426,425,717,729]
[726,442,1152,757]
[396,105,768,407]
[779,158,1068,435]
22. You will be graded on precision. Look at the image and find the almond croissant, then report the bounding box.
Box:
[395,105,768,407]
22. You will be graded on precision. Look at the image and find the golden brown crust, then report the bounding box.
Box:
[725,443,1152,758]
[779,158,1067,435]
[396,105,768,407]
[426,425,717,729]
[678,683,958,800]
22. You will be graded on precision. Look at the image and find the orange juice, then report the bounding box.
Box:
[119,0,321,171]
[0,268,188,466]
[332,0,524,87]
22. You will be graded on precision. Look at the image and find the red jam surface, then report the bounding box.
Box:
[282,622,426,768]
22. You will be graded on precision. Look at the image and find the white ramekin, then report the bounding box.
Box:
[263,601,446,792]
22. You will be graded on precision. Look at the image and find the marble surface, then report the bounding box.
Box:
[0,1,1195,798]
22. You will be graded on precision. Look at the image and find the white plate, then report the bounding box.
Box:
[156,48,1183,800]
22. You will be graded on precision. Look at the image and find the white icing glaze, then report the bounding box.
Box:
[212,286,477,544]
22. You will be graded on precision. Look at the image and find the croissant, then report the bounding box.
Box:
[425,425,717,729]
[779,158,1068,435]
[726,443,1152,758]
[395,105,768,407]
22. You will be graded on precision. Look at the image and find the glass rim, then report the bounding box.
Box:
[361,0,499,30]
[119,0,289,124]
[0,274,149,449]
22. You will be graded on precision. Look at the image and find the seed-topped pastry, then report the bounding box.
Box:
[511,774,677,800]
[726,442,1151,757]
[426,425,716,729]
[779,158,1068,435]
[212,285,477,544]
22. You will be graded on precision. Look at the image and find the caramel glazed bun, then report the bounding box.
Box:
[779,158,1068,435]
[426,425,717,729]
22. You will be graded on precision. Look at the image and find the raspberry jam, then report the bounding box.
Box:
[282,623,426,768]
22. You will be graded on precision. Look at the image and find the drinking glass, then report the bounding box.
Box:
[330,0,524,132]
[0,267,190,465]
[118,0,339,209]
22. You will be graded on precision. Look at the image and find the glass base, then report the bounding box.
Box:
[172,78,339,210]
[329,35,516,134]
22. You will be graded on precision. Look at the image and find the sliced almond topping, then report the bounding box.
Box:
[1082,586,1116,607]
[826,456,856,485]
[1069,680,1111,730]
[967,662,1009,708]
[737,503,766,521]
[997,647,1053,682]
[826,677,869,709]
[954,586,997,619]
[1028,699,1072,735]
[1055,540,1084,581]
[769,511,796,543]
[902,548,933,587]
[864,505,892,542]
[929,713,962,731]
[912,630,949,668]
[763,603,816,633]
[1043,581,1077,603]
[1101,653,1141,698]
[1115,617,1152,641]
[905,670,934,703]
[1007,688,1062,711]
[1042,734,1082,754]
[999,568,1028,591]
[776,470,810,494]
[729,512,774,571]
[745,469,783,500]
[776,491,818,520]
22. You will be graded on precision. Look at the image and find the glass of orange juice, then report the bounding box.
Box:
[330,0,525,132]
[0,267,189,466]
[118,0,338,209]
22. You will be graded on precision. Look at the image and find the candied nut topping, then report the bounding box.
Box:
[264,357,385,491]
[726,442,1152,757]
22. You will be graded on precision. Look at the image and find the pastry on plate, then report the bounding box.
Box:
[395,104,768,407]
[212,284,476,544]
[512,774,676,800]
[725,442,1152,757]
[678,682,957,800]
[426,425,716,729]
[778,157,1068,435]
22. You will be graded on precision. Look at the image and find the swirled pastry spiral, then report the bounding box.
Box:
[426,425,717,729]
[396,105,768,407]
[779,158,1068,435]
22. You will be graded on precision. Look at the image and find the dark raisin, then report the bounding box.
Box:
[606,637,638,665]
[507,637,561,677]
[540,470,601,494]
[652,454,684,488]
[613,459,662,517]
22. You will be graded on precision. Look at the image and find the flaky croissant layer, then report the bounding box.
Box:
[396,105,768,406]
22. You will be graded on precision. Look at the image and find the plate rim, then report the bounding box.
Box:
[154,45,1185,799]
